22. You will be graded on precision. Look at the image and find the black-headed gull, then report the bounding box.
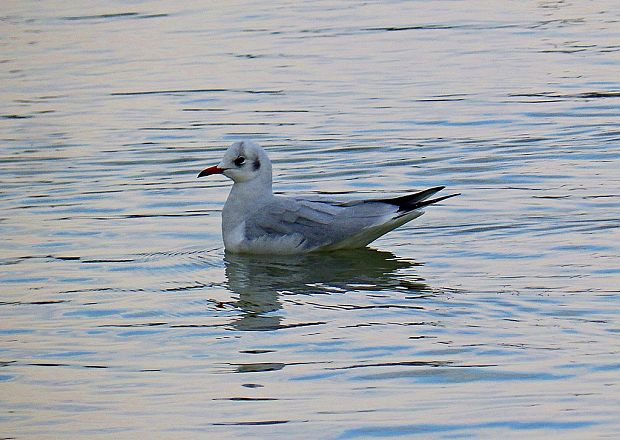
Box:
[198,140,458,254]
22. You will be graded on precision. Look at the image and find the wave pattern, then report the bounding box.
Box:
[1,0,619,438]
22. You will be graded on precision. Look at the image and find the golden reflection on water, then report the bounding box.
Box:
[1,0,619,438]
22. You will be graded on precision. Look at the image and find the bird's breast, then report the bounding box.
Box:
[222,219,247,253]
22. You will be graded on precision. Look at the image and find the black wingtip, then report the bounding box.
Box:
[376,186,457,212]
[377,186,443,209]
[414,192,460,209]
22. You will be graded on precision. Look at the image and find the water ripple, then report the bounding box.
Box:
[2,0,619,438]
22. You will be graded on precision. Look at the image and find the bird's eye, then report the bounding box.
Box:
[234,156,246,166]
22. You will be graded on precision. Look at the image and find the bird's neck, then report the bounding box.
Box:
[230,179,272,200]
[224,176,273,216]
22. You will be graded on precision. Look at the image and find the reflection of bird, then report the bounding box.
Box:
[198,140,458,254]
[224,248,429,331]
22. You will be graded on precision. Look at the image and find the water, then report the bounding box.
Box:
[1,0,619,438]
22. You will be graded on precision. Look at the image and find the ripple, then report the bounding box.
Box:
[2,1,620,438]
[337,420,597,439]
[111,88,284,96]
[61,12,169,21]
[353,367,572,383]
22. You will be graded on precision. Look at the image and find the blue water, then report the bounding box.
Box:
[1,1,619,438]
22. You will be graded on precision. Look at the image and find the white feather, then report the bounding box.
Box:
[199,140,455,254]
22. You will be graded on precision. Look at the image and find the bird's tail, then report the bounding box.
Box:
[379,186,460,213]
[410,192,460,210]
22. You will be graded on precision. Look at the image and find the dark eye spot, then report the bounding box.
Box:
[253,160,261,171]
[234,156,245,166]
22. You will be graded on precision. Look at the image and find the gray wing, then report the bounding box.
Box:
[244,196,398,250]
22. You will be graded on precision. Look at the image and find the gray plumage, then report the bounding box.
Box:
[198,140,458,254]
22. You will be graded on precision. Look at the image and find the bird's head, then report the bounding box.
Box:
[198,140,272,184]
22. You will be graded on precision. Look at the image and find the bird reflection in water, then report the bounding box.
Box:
[223,248,429,331]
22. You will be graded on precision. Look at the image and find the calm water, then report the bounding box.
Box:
[2,1,620,438]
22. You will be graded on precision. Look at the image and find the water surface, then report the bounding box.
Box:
[1,1,619,438]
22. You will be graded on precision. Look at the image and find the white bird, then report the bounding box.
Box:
[198,140,458,254]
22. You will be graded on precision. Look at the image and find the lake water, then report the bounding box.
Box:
[1,1,619,438]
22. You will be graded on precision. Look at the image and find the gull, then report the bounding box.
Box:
[198,140,458,254]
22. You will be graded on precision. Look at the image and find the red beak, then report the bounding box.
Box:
[197,166,225,178]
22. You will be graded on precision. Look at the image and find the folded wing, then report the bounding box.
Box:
[244,187,458,252]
